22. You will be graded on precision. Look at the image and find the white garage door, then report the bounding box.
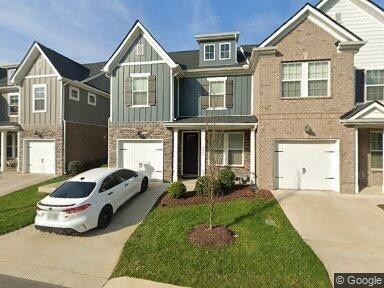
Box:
[275,140,339,191]
[119,140,163,181]
[26,140,55,174]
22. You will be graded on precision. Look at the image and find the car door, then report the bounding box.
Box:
[117,169,139,203]
[98,173,122,211]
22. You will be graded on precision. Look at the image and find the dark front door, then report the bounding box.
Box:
[183,132,199,176]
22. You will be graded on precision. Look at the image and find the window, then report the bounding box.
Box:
[371,132,383,169]
[7,135,12,158]
[204,44,215,61]
[32,84,46,112]
[366,70,384,101]
[137,44,144,56]
[50,181,97,198]
[210,132,244,166]
[117,169,138,182]
[99,173,121,193]
[87,93,97,106]
[282,61,330,98]
[209,79,225,109]
[219,43,230,60]
[132,76,148,106]
[69,86,80,101]
[8,93,19,116]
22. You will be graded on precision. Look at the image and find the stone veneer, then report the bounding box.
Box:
[108,122,172,182]
[19,125,64,175]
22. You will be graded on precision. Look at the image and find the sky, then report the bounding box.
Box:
[0,0,383,65]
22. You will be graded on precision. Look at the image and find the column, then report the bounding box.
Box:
[355,128,359,194]
[250,128,256,184]
[11,133,16,158]
[200,129,206,176]
[172,129,178,182]
[0,131,7,172]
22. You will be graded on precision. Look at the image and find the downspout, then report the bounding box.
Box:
[62,81,67,174]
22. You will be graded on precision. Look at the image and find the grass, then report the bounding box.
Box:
[0,175,69,235]
[112,198,331,288]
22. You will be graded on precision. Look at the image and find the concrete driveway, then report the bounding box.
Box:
[0,182,166,288]
[0,171,53,197]
[273,190,384,283]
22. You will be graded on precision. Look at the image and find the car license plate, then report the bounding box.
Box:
[46,212,59,221]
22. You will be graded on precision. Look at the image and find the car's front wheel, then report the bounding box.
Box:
[140,177,149,193]
[97,205,113,229]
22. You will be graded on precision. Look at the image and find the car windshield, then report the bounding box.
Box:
[50,181,96,199]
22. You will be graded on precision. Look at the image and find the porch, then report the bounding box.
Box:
[0,123,20,172]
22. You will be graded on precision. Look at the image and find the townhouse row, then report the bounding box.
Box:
[1,0,384,194]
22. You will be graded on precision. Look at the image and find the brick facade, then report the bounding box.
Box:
[108,122,172,182]
[254,19,356,193]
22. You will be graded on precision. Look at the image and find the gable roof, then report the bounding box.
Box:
[103,20,178,74]
[340,101,384,122]
[259,3,362,48]
[317,0,384,24]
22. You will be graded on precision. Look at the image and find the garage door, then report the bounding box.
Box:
[26,140,55,174]
[118,140,163,181]
[275,140,339,191]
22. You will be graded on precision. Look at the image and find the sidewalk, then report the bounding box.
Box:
[104,277,186,288]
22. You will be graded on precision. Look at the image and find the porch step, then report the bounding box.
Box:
[181,179,197,192]
[38,181,64,194]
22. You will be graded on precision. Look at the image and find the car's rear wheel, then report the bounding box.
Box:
[140,177,149,193]
[97,205,113,229]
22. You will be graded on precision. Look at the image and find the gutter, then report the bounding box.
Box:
[164,122,258,129]
[61,77,110,98]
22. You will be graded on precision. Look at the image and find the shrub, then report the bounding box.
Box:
[68,161,83,175]
[195,176,221,196]
[168,181,187,199]
[218,168,236,194]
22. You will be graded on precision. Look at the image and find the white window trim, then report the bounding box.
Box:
[131,73,150,108]
[203,44,215,61]
[207,77,227,110]
[210,132,244,167]
[69,86,80,101]
[370,131,383,171]
[219,42,231,60]
[282,60,331,99]
[365,69,384,102]
[32,83,47,113]
[136,44,144,56]
[8,92,19,117]
[87,92,97,106]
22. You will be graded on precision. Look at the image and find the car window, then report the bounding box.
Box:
[50,181,96,198]
[99,173,121,193]
[117,169,138,182]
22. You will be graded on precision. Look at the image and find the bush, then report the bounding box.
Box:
[68,161,82,175]
[195,176,221,196]
[168,181,187,199]
[218,168,236,194]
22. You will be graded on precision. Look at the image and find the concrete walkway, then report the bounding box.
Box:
[104,277,186,288]
[273,190,384,284]
[0,171,53,197]
[0,183,167,288]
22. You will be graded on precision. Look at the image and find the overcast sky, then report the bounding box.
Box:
[0,0,383,65]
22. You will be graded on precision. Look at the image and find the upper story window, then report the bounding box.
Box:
[366,70,384,101]
[204,44,215,61]
[219,43,230,60]
[282,61,330,98]
[209,79,226,109]
[136,44,144,56]
[69,86,80,101]
[32,84,47,113]
[87,93,97,106]
[132,76,148,106]
[8,93,19,116]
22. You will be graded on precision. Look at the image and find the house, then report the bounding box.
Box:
[103,21,257,183]
[0,42,110,174]
[316,0,384,193]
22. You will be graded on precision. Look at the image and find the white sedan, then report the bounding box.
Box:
[35,168,149,234]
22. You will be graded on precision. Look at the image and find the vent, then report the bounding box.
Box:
[36,59,43,69]
[335,13,342,23]
[137,44,144,56]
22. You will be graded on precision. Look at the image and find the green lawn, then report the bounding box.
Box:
[0,176,69,235]
[113,198,331,288]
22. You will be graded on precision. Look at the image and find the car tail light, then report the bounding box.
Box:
[36,206,44,211]
[63,204,91,214]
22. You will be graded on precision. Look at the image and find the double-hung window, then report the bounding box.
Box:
[282,61,330,98]
[132,76,148,106]
[69,86,80,101]
[366,70,384,101]
[204,44,215,61]
[210,132,244,166]
[88,93,97,106]
[371,132,383,169]
[219,43,230,60]
[8,93,19,116]
[209,79,225,109]
[33,84,46,112]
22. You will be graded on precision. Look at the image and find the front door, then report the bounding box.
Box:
[183,132,199,176]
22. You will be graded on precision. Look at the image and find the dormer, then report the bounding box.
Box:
[195,32,240,67]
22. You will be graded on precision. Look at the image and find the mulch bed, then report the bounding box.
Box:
[159,185,274,208]
[188,224,236,247]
